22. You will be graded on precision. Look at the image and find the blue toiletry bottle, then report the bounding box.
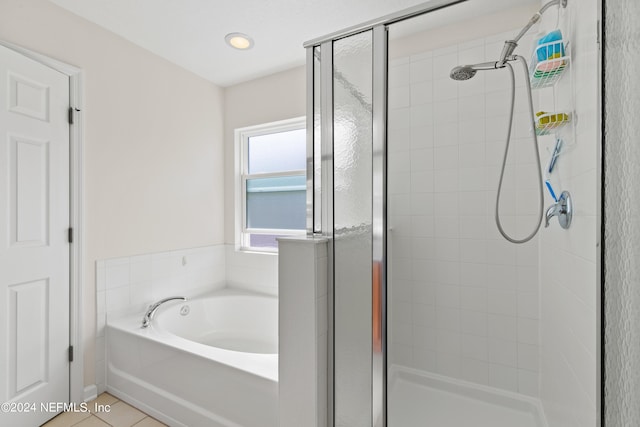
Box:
[537,30,565,61]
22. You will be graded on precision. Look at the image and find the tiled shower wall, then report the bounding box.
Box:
[537,1,600,425]
[387,30,542,396]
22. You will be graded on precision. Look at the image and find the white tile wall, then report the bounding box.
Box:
[225,245,279,296]
[95,244,279,393]
[278,237,328,427]
[537,1,600,426]
[388,29,542,397]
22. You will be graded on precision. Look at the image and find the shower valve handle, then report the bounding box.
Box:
[544,191,572,229]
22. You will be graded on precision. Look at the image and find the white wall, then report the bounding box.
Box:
[537,1,600,426]
[223,66,306,295]
[0,0,225,389]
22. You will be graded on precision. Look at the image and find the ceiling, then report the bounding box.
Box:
[49,0,538,87]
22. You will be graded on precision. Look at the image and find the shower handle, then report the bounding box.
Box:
[544,191,572,229]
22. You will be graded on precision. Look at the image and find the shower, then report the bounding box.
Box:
[449,0,568,244]
[304,0,602,425]
[453,55,544,244]
[449,61,502,81]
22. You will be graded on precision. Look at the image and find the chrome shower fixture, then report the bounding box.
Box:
[450,0,568,79]
[447,0,568,243]
[449,61,501,81]
[497,0,568,66]
[449,0,567,81]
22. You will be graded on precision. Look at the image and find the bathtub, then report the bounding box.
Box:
[106,289,278,427]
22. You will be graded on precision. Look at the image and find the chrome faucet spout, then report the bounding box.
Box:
[141,296,186,328]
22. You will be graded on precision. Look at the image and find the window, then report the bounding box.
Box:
[236,118,306,252]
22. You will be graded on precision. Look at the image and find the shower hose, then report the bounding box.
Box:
[495,55,544,244]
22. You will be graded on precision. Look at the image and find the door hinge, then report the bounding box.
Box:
[68,227,73,244]
[68,107,80,125]
[68,346,74,362]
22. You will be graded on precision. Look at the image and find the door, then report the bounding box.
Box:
[0,44,70,426]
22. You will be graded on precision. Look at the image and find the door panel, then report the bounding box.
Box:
[10,135,50,246]
[9,279,49,396]
[0,44,70,427]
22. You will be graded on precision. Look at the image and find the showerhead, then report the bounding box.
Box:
[450,66,477,81]
[449,61,501,81]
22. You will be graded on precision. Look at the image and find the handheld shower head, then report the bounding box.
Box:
[449,61,500,81]
[450,66,477,81]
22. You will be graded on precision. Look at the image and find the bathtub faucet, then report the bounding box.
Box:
[141,296,187,328]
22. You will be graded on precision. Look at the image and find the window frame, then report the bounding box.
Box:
[235,117,307,253]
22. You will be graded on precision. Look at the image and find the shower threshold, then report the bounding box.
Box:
[388,366,547,427]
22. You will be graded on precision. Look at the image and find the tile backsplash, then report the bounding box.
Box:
[225,245,279,296]
[96,246,226,324]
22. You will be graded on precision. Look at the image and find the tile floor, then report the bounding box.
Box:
[41,393,166,427]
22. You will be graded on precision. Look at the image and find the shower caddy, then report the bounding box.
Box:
[529,10,575,230]
[530,37,572,135]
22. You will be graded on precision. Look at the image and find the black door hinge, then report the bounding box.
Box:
[68,107,80,125]
[68,227,73,244]
[68,346,74,362]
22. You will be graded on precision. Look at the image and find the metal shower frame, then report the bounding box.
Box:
[305,2,468,426]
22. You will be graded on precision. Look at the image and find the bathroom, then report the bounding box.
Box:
[0,0,637,426]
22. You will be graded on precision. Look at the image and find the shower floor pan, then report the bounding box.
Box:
[388,366,547,427]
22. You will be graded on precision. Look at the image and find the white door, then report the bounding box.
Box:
[0,44,70,426]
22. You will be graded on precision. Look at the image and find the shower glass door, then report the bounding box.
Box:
[333,31,380,427]
[386,4,546,425]
[385,1,601,426]
[332,30,374,427]
[310,25,386,426]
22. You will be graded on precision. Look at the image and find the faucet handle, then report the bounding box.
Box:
[545,204,557,228]
[545,191,572,229]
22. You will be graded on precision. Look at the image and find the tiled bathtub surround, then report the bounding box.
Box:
[95,245,226,393]
[387,29,542,397]
[97,246,225,325]
[226,246,278,296]
[95,244,278,393]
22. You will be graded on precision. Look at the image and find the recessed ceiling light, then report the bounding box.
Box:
[225,33,254,50]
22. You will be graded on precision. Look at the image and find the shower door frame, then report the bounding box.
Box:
[305,2,469,425]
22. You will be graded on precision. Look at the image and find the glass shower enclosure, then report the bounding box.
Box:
[305,0,602,426]
[308,26,385,426]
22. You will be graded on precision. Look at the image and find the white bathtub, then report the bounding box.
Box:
[106,289,278,427]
